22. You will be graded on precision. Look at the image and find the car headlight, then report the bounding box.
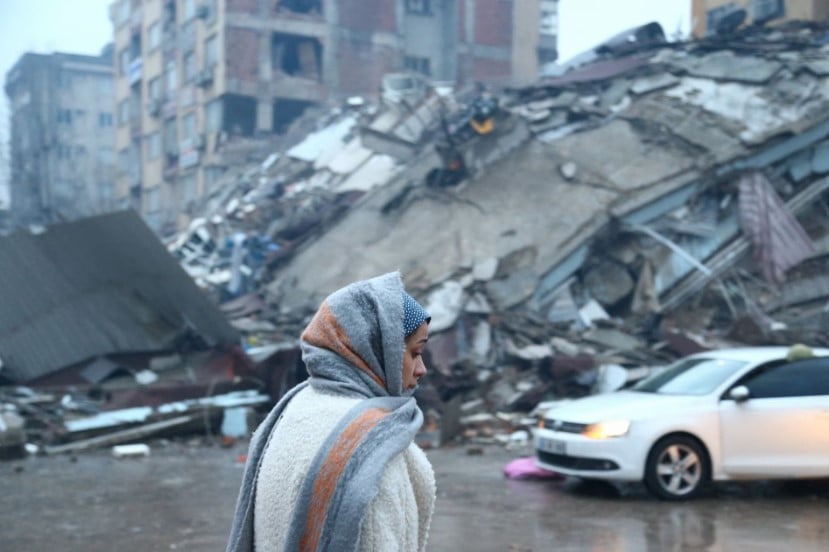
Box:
[581,420,630,440]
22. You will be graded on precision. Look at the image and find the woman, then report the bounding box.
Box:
[227,272,435,552]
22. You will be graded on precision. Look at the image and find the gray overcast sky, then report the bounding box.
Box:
[0,0,690,205]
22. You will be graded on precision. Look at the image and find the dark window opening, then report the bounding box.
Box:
[272,98,315,133]
[221,94,257,136]
[405,0,432,15]
[752,0,785,23]
[404,56,431,77]
[163,0,177,29]
[705,3,747,36]
[275,0,322,15]
[271,33,323,79]
[130,33,142,60]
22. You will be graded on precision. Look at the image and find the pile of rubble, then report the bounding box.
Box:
[157,21,829,447]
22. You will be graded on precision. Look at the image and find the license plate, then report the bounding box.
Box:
[538,437,567,455]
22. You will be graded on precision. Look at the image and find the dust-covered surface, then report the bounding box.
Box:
[1,443,828,551]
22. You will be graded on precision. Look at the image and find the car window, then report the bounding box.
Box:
[632,357,747,395]
[739,357,829,398]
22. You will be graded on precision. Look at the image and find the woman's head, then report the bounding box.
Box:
[403,320,429,392]
[402,292,430,392]
[300,272,430,397]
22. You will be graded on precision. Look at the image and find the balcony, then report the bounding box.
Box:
[196,66,215,88]
[129,167,142,187]
[128,58,143,86]
[162,99,178,119]
[178,138,200,170]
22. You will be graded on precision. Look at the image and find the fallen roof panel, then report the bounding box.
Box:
[0,210,239,383]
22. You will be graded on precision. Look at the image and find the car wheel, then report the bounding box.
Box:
[644,435,710,500]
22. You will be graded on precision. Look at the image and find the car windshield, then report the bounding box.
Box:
[632,357,748,395]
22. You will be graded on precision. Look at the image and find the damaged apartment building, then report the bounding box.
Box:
[4,49,117,229]
[111,0,557,235]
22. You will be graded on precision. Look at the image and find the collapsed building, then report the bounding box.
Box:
[0,211,272,454]
[165,21,829,442]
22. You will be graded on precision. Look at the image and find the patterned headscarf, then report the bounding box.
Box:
[403,292,430,338]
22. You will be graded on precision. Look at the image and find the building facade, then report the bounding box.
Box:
[111,0,549,235]
[692,0,829,36]
[4,50,116,228]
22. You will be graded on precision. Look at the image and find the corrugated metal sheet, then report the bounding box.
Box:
[0,210,239,383]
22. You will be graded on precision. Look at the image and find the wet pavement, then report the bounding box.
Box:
[1,441,827,551]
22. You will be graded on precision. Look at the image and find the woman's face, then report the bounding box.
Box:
[402,321,429,392]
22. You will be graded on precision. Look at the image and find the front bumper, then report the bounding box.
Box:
[535,428,644,481]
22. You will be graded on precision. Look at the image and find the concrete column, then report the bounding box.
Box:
[322,0,339,96]
[256,99,273,133]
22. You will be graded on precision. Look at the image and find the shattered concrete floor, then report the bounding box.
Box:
[1,443,828,551]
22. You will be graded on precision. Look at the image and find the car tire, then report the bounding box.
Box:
[644,435,710,500]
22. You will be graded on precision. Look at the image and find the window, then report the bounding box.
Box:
[206,98,222,132]
[144,186,161,224]
[205,166,224,194]
[58,72,72,89]
[183,0,197,20]
[119,48,131,76]
[184,52,197,83]
[98,180,115,209]
[166,61,177,95]
[405,0,431,15]
[182,112,196,141]
[633,357,747,396]
[57,144,72,160]
[97,147,115,166]
[165,119,177,150]
[148,21,162,50]
[148,76,161,101]
[404,56,431,77]
[180,172,197,204]
[205,35,219,68]
[99,112,114,127]
[118,99,130,124]
[739,358,829,398]
[118,0,130,24]
[118,148,130,174]
[147,132,161,160]
[57,109,73,124]
[99,77,114,95]
[752,0,784,23]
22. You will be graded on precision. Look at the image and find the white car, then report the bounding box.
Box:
[535,347,829,500]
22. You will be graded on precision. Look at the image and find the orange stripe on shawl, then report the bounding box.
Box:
[301,301,387,390]
[299,407,390,551]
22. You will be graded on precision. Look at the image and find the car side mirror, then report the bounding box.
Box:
[729,385,750,402]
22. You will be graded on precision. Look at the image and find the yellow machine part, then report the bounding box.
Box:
[470,117,494,135]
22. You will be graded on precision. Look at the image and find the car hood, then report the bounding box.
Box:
[544,390,703,423]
